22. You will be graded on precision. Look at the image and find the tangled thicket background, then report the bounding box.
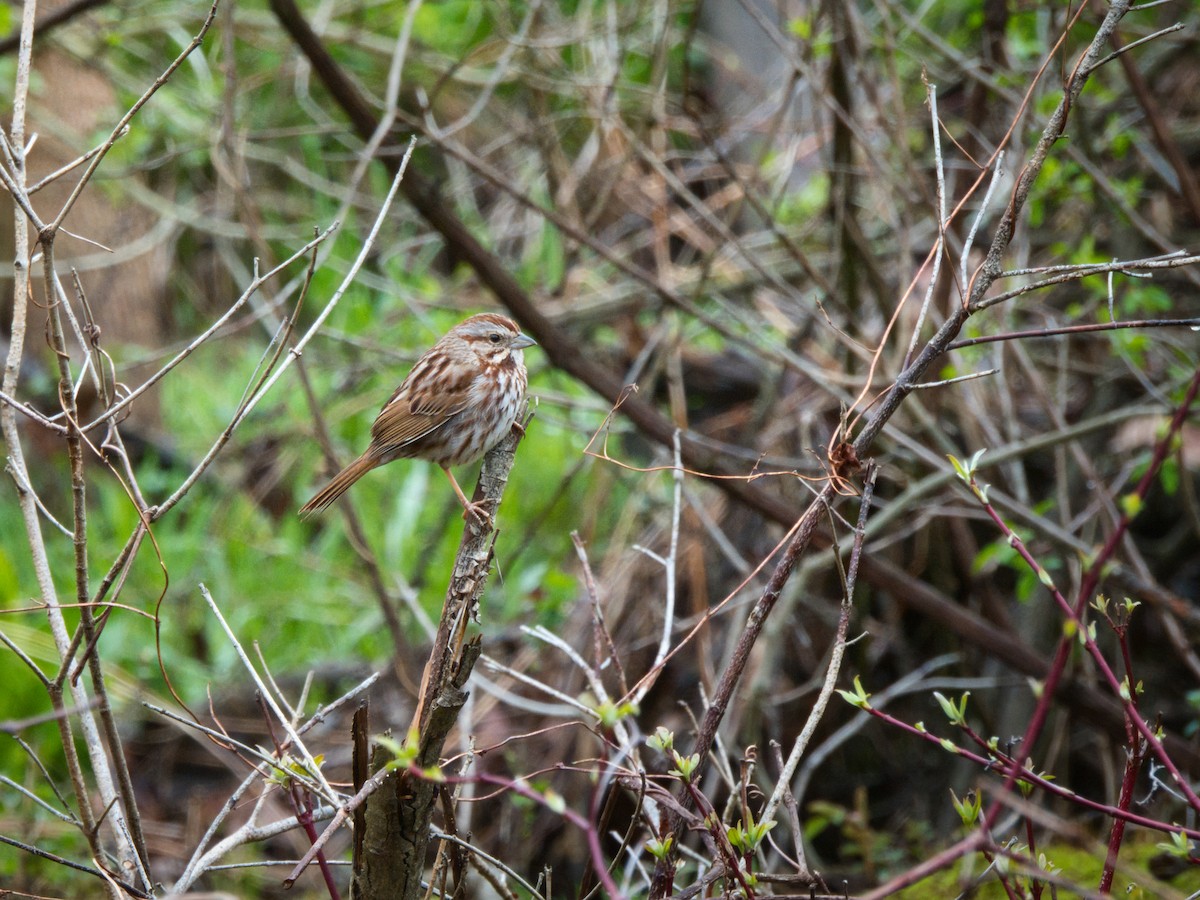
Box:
[3,1,1200,897]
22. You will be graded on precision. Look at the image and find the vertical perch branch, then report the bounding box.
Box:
[350,406,529,900]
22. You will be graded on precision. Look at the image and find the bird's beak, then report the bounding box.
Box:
[512,332,536,350]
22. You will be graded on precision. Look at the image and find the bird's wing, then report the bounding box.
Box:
[369,370,471,451]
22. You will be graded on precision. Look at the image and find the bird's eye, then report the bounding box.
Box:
[489,332,502,343]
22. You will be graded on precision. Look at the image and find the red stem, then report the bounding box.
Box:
[290,785,342,900]
[1099,732,1146,894]
[864,706,1200,840]
[982,363,1200,833]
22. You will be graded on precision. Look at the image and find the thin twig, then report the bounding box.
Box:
[0,833,151,899]
[760,463,877,827]
[947,317,1200,350]
[903,80,946,366]
[197,586,341,803]
[49,1,220,232]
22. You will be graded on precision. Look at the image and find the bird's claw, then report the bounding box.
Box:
[462,500,494,527]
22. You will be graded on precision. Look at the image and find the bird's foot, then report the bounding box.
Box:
[461,499,494,527]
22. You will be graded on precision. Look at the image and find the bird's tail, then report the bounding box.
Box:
[298,454,377,517]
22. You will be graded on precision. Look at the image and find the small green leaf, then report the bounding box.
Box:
[950,788,981,826]
[1155,829,1193,858]
[375,729,420,771]
[669,752,700,781]
[594,700,620,728]
[947,449,988,490]
[749,819,776,847]
[1160,458,1180,495]
[836,675,872,710]
[1120,493,1143,519]
[934,692,956,720]
[948,454,968,482]
[374,735,405,757]
[934,691,970,726]
[646,835,674,859]
[1036,564,1055,589]
[726,825,746,853]
[647,726,674,753]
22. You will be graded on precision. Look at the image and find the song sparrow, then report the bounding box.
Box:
[299,313,535,519]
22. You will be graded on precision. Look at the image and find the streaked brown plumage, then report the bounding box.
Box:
[299,313,534,518]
